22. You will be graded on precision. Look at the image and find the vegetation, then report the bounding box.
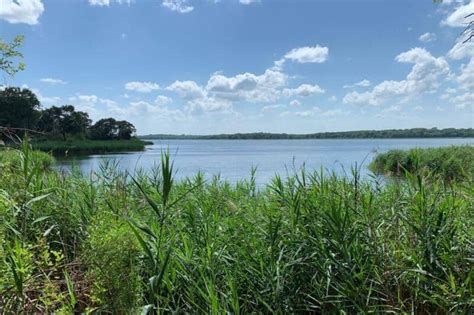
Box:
[0,87,40,133]
[0,144,472,313]
[0,35,25,77]
[0,88,148,155]
[141,128,474,140]
[370,145,474,181]
[31,138,150,155]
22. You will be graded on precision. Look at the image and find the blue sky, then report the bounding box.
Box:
[1,0,473,134]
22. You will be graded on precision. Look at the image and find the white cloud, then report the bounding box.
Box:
[419,32,437,42]
[262,104,286,112]
[240,0,259,4]
[447,41,474,60]
[0,0,44,25]
[289,100,301,107]
[292,107,349,118]
[31,88,61,107]
[457,58,474,89]
[40,78,67,85]
[343,48,449,106]
[125,81,160,93]
[442,1,474,27]
[206,69,287,102]
[451,92,474,109]
[283,83,325,97]
[88,0,132,6]
[343,79,371,89]
[155,95,173,106]
[283,45,329,64]
[166,80,206,99]
[162,0,193,13]
[89,0,110,5]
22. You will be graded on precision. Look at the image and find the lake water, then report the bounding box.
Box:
[56,138,473,185]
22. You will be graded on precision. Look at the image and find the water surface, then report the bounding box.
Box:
[56,138,473,185]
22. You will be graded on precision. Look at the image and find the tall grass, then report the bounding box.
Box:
[369,145,474,181]
[30,138,150,156]
[0,144,472,313]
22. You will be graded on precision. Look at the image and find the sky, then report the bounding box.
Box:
[0,0,473,135]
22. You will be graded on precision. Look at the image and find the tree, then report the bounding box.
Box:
[90,118,136,140]
[37,105,91,140]
[117,120,136,140]
[0,87,40,132]
[0,35,26,77]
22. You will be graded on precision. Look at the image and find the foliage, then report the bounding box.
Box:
[141,127,474,140]
[31,138,148,155]
[0,144,472,313]
[0,35,25,77]
[369,145,474,181]
[0,87,40,134]
[90,118,137,140]
[0,147,55,170]
[37,105,91,140]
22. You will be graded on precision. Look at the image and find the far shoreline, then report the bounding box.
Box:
[139,128,474,141]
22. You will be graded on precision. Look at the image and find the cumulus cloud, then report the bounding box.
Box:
[162,0,193,13]
[457,58,474,89]
[283,84,325,97]
[442,1,474,27]
[166,80,206,99]
[343,79,371,89]
[447,41,474,60]
[206,69,287,102]
[40,78,67,85]
[166,80,231,112]
[343,48,449,106]
[0,0,44,25]
[125,81,160,93]
[284,45,329,64]
[419,32,437,42]
[154,95,173,106]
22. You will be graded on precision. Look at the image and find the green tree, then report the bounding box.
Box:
[90,118,136,140]
[0,87,40,132]
[117,120,136,140]
[0,35,26,77]
[37,105,91,140]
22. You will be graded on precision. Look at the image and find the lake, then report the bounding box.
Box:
[56,138,473,185]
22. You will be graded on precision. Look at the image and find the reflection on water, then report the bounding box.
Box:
[55,138,473,185]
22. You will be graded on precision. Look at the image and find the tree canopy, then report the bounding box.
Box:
[90,118,137,140]
[0,87,40,132]
[37,105,92,140]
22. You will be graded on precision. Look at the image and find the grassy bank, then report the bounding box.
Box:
[369,145,474,181]
[30,138,152,156]
[0,146,472,313]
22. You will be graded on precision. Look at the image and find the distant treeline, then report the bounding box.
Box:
[141,128,474,140]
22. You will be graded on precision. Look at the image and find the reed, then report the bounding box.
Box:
[0,144,472,313]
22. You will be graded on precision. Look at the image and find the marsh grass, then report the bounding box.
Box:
[29,138,150,156]
[369,145,474,181]
[0,143,472,313]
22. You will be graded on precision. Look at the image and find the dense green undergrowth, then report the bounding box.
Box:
[369,145,474,181]
[0,145,472,313]
[29,138,151,156]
